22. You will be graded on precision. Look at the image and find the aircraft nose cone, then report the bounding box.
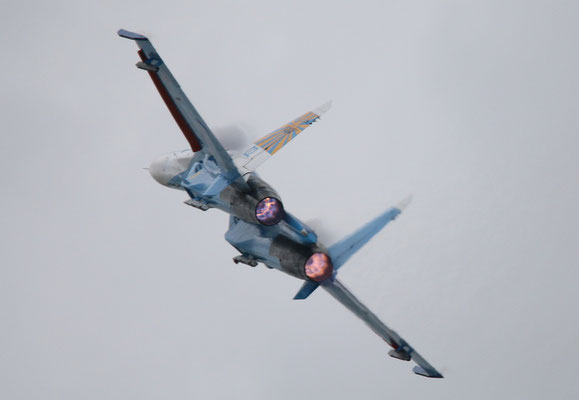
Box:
[148,151,194,187]
[149,156,174,186]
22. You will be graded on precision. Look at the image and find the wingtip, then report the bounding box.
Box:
[313,100,332,117]
[117,28,148,40]
[395,195,413,212]
[413,365,444,378]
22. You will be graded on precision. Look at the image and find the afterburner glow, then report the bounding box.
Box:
[255,197,284,225]
[305,253,333,282]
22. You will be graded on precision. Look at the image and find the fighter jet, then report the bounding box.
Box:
[118,29,443,378]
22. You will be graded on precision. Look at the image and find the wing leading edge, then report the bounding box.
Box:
[322,278,444,378]
[118,29,247,188]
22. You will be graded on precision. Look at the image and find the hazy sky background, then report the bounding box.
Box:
[1,1,578,399]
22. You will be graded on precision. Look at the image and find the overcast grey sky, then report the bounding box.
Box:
[1,1,578,399]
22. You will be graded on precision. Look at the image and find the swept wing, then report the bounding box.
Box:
[322,278,444,378]
[118,29,247,188]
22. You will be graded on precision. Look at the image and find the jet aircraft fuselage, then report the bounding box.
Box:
[149,149,332,282]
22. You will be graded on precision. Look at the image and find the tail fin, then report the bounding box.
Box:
[328,196,411,270]
[233,101,331,175]
[292,197,411,300]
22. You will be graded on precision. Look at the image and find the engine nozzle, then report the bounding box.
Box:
[255,197,284,226]
[305,252,333,282]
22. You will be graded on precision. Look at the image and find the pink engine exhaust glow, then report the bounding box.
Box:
[305,253,333,282]
[255,197,284,225]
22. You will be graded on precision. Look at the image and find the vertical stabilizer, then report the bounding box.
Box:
[328,197,411,270]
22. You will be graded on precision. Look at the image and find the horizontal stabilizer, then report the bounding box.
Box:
[293,280,320,300]
[328,197,411,270]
